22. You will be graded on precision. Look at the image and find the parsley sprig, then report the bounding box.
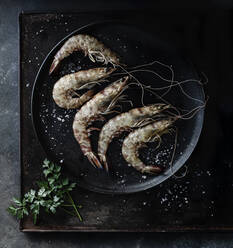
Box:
[8,159,82,224]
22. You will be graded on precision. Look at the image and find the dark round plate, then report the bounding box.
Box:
[32,21,205,194]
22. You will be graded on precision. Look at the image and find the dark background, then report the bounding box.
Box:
[1,0,233,247]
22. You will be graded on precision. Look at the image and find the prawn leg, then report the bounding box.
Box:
[98,104,170,171]
[52,67,115,109]
[73,76,129,169]
[50,34,120,74]
[122,118,176,174]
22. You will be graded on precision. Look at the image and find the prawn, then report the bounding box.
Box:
[52,67,115,109]
[50,34,120,74]
[72,76,129,168]
[122,118,176,174]
[98,104,171,171]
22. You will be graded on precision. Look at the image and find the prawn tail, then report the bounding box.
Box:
[86,152,103,169]
[142,165,163,174]
[99,154,109,172]
[49,59,59,75]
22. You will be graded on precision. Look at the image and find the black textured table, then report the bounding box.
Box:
[1,0,233,247]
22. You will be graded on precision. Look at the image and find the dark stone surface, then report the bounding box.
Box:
[1,0,233,247]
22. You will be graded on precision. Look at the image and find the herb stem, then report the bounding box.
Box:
[60,207,76,217]
[8,159,83,224]
[67,192,83,222]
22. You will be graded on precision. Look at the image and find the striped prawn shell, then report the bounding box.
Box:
[98,104,170,171]
[50,34,120,74]
[72,76,129,168]
[52,67,115,109]
[122,118,175,174]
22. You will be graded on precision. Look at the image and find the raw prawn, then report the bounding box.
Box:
[122,118,176,174]
[50,34,120,74]
[72,76,129,168]
[98,104,170,171]
[52,67,115,109]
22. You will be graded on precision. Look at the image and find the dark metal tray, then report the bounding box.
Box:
[20,11,233,232]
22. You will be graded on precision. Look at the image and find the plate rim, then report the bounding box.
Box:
[31,20,205,194]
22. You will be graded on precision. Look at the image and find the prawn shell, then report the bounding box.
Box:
[49,34,120,74]
[52,67,115,109]
[97,104,170,171]
[72,76,129,169]
[122,118,175,174]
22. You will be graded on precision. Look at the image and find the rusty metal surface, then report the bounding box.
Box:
[20,11,233,231]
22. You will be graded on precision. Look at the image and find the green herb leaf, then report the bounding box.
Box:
[12,197,22,206]
[7,206,18,216]
[23,208,29,215]
[43,169,50,178]
[53,195,60,202]
[54,165,61,173]
[38,187,48,198]
[8,159,81,224]
[17,209,24,219]
[43,158,50,168]
[25,189,36,203]
[62,178,69,186]
[68,183,76,191]
[53,173,61,180]
[50,206,56,214]
[48,177,55,185]
[36,181,48,189]
[49,162,55,171]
